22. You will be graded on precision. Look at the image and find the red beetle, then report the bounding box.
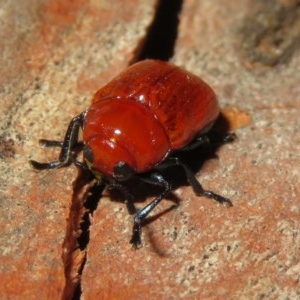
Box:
[31,59,235,247]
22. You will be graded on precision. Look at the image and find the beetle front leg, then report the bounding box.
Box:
[130,173,171,247]
[30,111,86,170]
[108,181,137,215]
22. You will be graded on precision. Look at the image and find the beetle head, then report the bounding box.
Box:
[83,136,136,178]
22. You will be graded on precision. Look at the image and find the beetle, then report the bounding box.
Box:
[30,59,236,247]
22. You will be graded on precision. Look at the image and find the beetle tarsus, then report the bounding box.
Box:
[30,159,63,170]
[203,190,233,207]
[221,132,237,144]
[130,219,142,248]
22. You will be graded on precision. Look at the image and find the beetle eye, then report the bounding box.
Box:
[83,145,94,164]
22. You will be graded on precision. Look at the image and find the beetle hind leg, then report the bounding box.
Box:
[210,132,237,146]
[181,132,237,152]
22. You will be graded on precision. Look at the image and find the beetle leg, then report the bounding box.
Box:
[180,135,211,152]
[158,157,233,207]
[109,181,137,215]
[38,139,85,149]
[112,162,139,214]
[72,160,89,171]
[181,132,236,152]
[30,111,86,170]
[220,132,237,144]
[209,132,237,145]
[39,139,64,148]
[130,173,171,247]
